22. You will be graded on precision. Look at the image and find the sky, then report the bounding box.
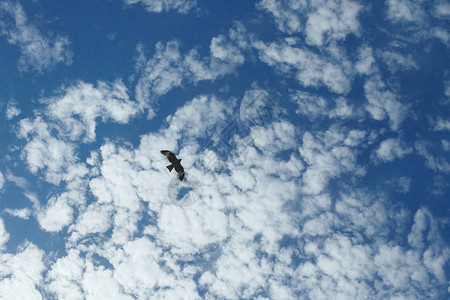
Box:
[0,0,449,299]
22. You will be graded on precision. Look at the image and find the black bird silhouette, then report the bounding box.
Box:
[161,150,184,181]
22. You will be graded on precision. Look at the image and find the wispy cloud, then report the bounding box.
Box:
[134,32,244,117]
[0,1,72,73]
[123,0,197,14]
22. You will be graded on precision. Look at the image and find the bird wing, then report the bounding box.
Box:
[175,165,184,181]
[160,150,178,163]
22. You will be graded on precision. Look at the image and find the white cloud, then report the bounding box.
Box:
[292,187,449,299]
[4,208,32,220]
[0,218,9,250]
[251,120,297,153]
[123,0,196,14]
[166,95,234,139]
[46,249,84,300]
[304,0,362,46]
[37,196,73,232]
[135,33,244,112]
[35,89,450,299]
[433,2,450,19]
[254,40,352,94]
[373,137,413,162]
[44,91,302,298]
[431,116,450,131]
[82,262,134,300]
[415,140,450,173]
[364,75,408,131]
[0,1,72,73]
[0,1,449,299]
[407,208,449,283]
[445,78,450,98]
[299,126,365,194]
[385,0,450,47]
[290,91,329,118]
[257,0,362,46]
[157,205,228,252]
[291,92,355,120]
[355,45,377,75]
[257,0,303,34]
[0,171,4,190]
[5,100,21,120]
[69,203,113,241]
[18,117,78,184]
[44,80,139,143]
[4,171,27,189]
[431,27,450,47]
[330,97,355,119]
[107,237,184,299]
[17,80,138,184]
[442,139,450,151]
[387,0,426,24]
[385,176,411,193]
[134,41,186,106]
[379,50,418,74]
[0,242,45,299]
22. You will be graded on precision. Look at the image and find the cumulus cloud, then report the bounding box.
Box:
[373,137,413,163]
[123,0,196,14]
[293,188,449,299]
[37,196,73,232]
[17,80,138,184]
[43,91,302,298]
[18,116,78,184]
[299,125,366,194]
[46,249,85,299]
[304,0,362,46]
[134,32,244,114]
[22,85,449,299]
[5,100,21,120]
[257,0,362,46]
[44,80,139,142]
[0,242,45,298]
[0,1,72,73]
[364,75,408,131]
[3,1,449,299]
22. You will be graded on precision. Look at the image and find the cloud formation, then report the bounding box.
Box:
[1,0,449,299]
[123,0,196,14]
[0,1,72,73]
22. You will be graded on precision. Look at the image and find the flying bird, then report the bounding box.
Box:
[161,150,184,181]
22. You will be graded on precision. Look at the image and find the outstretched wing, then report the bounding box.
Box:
[160,150,178,163]
[175,164,184,181]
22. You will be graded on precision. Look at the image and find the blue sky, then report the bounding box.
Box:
[0,0,449,298]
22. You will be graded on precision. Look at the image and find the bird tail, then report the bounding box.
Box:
[166,164,174,172]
